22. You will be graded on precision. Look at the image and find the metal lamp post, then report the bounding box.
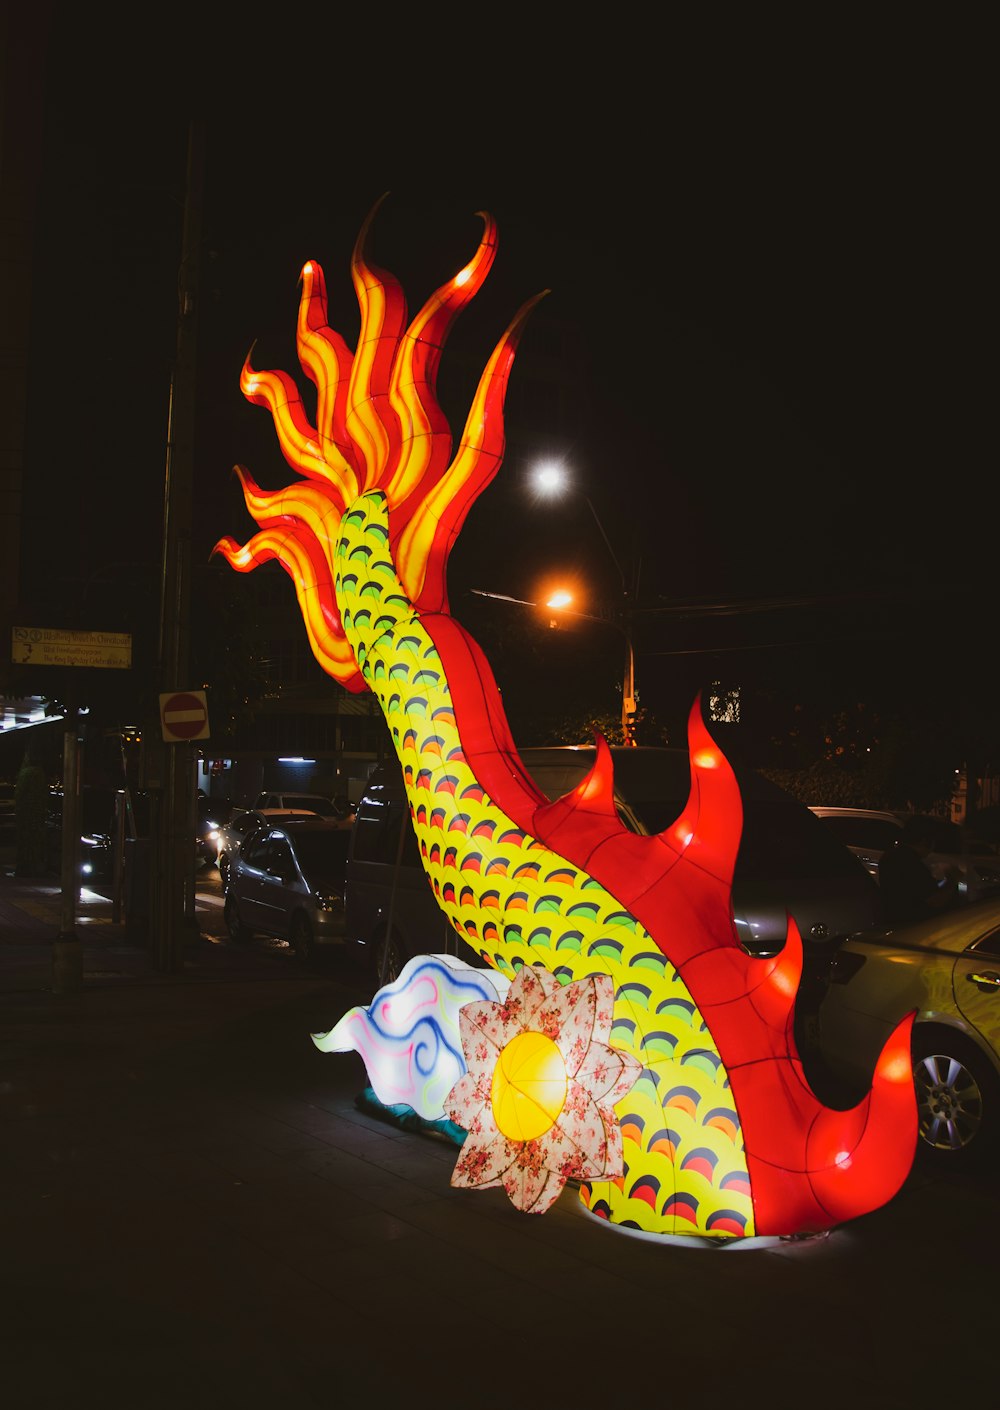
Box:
[532,463,639,744]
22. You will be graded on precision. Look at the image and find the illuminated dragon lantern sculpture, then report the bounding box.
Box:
[215,198,917,1242]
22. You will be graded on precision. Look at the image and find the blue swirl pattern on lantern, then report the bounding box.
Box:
[311,954,511,1120]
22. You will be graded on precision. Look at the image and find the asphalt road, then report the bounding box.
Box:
[3,855,999,1408]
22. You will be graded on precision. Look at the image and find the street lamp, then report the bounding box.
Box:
[532,463,638,744]
[543,588,637,743]
[532,462,629,593]
[468,582,638,743]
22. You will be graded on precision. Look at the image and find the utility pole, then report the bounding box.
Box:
[51,689,82,993]
[148,119,204,973]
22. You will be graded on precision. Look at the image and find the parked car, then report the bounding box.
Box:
[216,806,320,887]
[819,895,1000,1168]
[809,806,1000,905]
[223,816,351,960]
[254,790,341,818]
[345,747,885,984]
[347,765,465,982]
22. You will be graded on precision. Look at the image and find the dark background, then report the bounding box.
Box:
[11,7,995,776]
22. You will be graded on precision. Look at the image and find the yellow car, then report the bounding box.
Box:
[820,897,1000,1167]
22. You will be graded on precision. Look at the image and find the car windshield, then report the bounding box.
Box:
[290,829,349,880]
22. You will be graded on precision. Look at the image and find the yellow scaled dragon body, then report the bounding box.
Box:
[215,200,916,1241]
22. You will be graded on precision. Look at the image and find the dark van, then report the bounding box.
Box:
[345,746,884,987]
[346,766,466,983]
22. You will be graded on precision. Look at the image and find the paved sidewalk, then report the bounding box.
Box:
[3,862,999,1409]
[0,855,258,994]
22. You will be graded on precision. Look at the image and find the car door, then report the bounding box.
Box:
[952,926,1000,1059]
[234,830,272,928]
[255,834,299,938]
[237,830,295,935]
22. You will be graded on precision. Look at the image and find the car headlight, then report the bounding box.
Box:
[314,890,344,913]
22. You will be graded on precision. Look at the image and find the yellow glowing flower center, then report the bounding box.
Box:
[490,1031,568,1142]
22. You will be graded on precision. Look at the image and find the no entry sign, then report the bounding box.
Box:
[159,689,210,743]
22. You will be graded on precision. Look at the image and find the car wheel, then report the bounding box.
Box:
[290,913,314,962]
[218,854,230,889]
[373,929,404,986]
[224,895,252,944]
[911,1027,1000,1167]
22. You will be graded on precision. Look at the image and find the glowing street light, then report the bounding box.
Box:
[532,463,637,743]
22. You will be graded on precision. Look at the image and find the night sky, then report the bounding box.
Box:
[18,9,994,746]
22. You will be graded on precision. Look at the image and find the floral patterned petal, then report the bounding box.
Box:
[546,1084,610,1170]
[450,1130,507,1191]
[576,1041,643,1106]
[590,973,617,1040]
[505,965,558,1030]
[550,977,598,1077]
[444,1067,493,1130]
[536,1112,593,1182]
[455,1005,506,1083]
[501,1151,567,1214]
[593,1103,624,1177]
[445,964,642,1215]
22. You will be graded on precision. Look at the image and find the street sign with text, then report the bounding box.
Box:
[11,626,132,669]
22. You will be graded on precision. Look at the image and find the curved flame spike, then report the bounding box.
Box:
[665,695,744,890]
[240,356,335,487]
[385,211,499,508]
[229,464,299,524]
[212,533,273,573]
[690,915,801,1052]
[804,1011,917,1226]
[231,202,545,632]
[240,475,346,567]
[532,731,624,856]
[222,466,346,572]
[526,696,744,960]
[212,522,362,691]
[739,1011,918,1235]
[272,531,362,689]
[296,260,360,496]
[347,198,407,491]
[399,290,549,613]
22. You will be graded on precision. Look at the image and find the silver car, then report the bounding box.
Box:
[518,747,883,961]
[820,896,1000,1167]
[345,746,883,982]
[224,817,350,961]
[809,806,1000,905]
[254,790,340,818]
[216,806,322,886]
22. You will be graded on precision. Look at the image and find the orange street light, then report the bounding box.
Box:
[533,463,638,744]
[542,585,637,744]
